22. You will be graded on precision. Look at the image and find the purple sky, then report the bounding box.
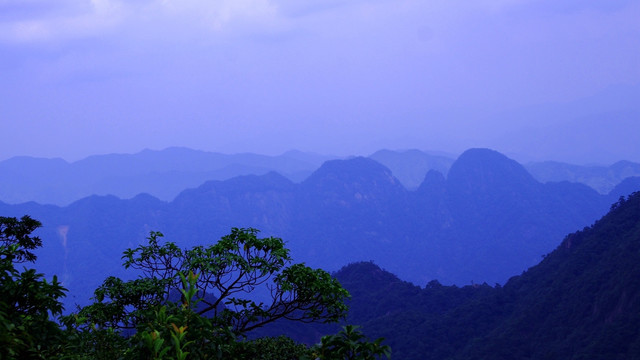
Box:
[1,0,639,164]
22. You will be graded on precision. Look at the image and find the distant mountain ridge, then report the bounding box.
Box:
[526,160,640,194]
[0,147,335,205]
[2,147,639,206]
[1,148,638,310]
[368,149,454,190]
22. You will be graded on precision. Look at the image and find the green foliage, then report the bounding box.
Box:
[234,335,312,360]
[80,228,349,332]
[1,216,388,359]
[0,215,43,263]
[61,320,128,360]
[64,227,351,358]
[0,216,67,359]
[309,325,391,360]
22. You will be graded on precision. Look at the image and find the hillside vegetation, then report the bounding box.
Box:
[293,191,640,359]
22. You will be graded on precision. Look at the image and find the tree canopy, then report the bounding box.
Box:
[0,215,389,359]
[1,215,66,359]
[76,228,348,327]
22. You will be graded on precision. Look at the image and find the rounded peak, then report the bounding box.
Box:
[334,261,401,285]
[300,158,406,205]
[179,171,294,197]
[327,156,389,168]
[456,148,511,163]
[610,160,640,171]
[450,148,534,179]
[67,194,123,209]
[171,171,295,207]
[447,148,539,195]
[130,193,165,204]
[608,176,640,199]
[306,157,393,180]
[302,157,404,193]
[416,169,446,193]
[424,169,446,182]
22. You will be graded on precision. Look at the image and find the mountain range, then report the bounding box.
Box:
[2,147,640,206]
[525,160,640,194]
[0,147,333,205]
[1,148,639,309]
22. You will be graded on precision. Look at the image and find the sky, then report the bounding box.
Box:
[0,0,639,164]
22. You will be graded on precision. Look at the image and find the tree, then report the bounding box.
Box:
[0,216,386,359]
[71,228,350,358]
[0,216,67,359]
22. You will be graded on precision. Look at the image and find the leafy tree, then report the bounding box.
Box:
[0,215,67,359]
[70,228,350,358]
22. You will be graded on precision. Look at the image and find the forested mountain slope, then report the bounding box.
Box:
[337,191,640,359]
[278,191,640,359]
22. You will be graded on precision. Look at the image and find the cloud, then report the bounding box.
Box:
[0,0,638,161]
[2,0,637,44]
[0,0,124,43]
[0,0,283,43]
[154,0,280,32]
[0,0,84,20]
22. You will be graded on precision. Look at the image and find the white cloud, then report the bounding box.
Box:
[0,0,125,43]
[0,0,284,43]
[154,0,280,32]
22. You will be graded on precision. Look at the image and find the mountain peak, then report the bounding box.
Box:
[416,169,446,193]
[302,157,401,189]
[447,148,538,195]
[175,171,294,201]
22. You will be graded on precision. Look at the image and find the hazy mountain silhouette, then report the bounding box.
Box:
[1,148,638,309]
[441,149,609,283]
[292,157,411,270]
[4,146,637,208]
[609,176,640,200]
[526,160,640,194]
[0,147,334,205]
[167,171,298,244]
[368,149,454,190]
